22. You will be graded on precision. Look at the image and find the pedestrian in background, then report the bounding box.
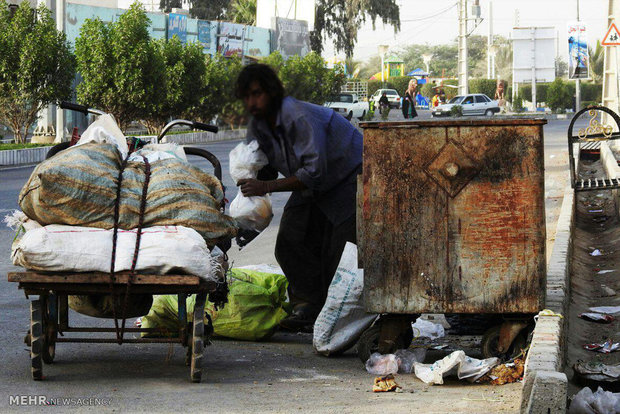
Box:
[401,79,418,119]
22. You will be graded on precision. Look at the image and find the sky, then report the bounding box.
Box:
[321,0,610,63]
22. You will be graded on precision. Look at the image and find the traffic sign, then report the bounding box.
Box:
[602,23,620,46]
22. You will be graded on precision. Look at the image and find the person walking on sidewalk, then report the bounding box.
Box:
[234,63,362,331]
[401,79,418,119]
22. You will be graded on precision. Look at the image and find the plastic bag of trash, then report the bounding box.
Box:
[569,387,620,414]
[229,141,273,232]
[412,317,445,340]
[574,361,620,383]
[366,352,400,376]
[413,350,499,385]
[395,348,427,374]
[313,242,378,356]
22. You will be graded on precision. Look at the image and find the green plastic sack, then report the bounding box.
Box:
[141,268,289,341]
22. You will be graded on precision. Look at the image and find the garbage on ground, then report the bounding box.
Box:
[228,141,273,232]
[314,243,377,356]
[598,270,616,275]
[591,249,603,256]
[584,339,620,354]
[601,285,617,297]
[580,313,615,324]
[412,350,499,385]
[568,386,620,414]
[431,344,448,350]
[477,358,525,385]
[365,349,428,376]
[140,267,289,341]
[590,306,620,315]
[366,352,400,376]
[412,317,445,340]
[574,361,620,383]
[373,374,402,392]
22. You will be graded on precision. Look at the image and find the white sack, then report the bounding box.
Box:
[412,317,445,340]
[128,143,187,163]
[229,141,273,231]
[11,224,217,281]
[569,386,620,414]
[76,114,129,158]
[313,242,378,356]
[413,350,499,385]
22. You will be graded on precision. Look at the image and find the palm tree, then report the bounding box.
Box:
[228,0,256,25]
[589,40,604,84]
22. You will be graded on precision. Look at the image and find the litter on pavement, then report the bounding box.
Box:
[583,339,620,354]
[372,374,402,392]
[568,386,620,414]
[589,306,620,315]
[574,361,620,383]
[476,359,525,385]
[597,270,616,275]
[411,317,445,340]
[412,350,499,385]
[591,249,603,256]
[579,313,615,324]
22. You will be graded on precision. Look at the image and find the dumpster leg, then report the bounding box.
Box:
[498,320,528,354]
[378,315,412,354]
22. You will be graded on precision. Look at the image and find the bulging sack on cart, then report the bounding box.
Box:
[68,294,153,319]
[228,141,273,232]
[313,242,378,356]
[11,223,218,281]
[140,267,289,341]
[19,142,237,247]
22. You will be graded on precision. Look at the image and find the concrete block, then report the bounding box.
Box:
[522,371,567,414]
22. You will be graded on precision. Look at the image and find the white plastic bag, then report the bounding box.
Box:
[569,387,620,414]
[11,224,219,282]
[229,141,273,231]
[413,350,499,385]
[313,242,378,356]
[76,114,129,158]
[412,317,445,340]
[366,352,400,375]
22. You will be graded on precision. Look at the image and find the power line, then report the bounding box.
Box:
[400,2,457,22]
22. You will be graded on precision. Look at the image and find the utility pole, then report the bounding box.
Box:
[575,0,581,113]
[487,0,493,79]
[55,0,65,143]
[601,0,620,127]
[458,0,468,95]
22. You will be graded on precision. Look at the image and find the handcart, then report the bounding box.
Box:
[356,117,548,362]
[8,102,229,383]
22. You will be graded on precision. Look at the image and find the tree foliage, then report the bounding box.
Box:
[589,40,604,84]
[0,0,75,143]
[189,0,229,20]
[75,3,165,131]
[310,0,400,58]
[227,0,256,25]
[546,78,573,112]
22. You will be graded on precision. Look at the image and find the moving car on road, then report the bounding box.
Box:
[431,93,500,117]
[324,93,370,121]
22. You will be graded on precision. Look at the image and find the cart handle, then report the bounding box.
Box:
[59,101,106,116]
[183,147,222,182]
[157,120,218,143]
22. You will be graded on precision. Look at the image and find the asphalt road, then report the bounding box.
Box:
[0,112,572,413]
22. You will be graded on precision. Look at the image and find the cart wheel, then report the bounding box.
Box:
[30,300,44,380]
[190,298,205,383]
[481,325,527,360]
[42,322,57,364]
[356,323,414,364]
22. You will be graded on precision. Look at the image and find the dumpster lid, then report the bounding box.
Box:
[359,117,548,129]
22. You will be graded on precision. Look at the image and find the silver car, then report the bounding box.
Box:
[431,94,500,117]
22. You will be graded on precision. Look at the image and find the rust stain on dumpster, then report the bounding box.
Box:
[359,119,546,314]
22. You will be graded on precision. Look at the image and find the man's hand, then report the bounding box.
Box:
[237,178,270,197]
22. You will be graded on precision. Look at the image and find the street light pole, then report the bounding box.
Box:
[575,0,581,113]
[55,0,66,143]
[458,0,468,95]
[487,0,493,78]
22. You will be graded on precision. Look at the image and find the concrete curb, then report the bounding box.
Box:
[521,185,574,414]
[0,129,246,167]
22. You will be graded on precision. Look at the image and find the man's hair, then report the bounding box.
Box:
[235,63,285,108]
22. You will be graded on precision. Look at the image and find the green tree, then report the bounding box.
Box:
[589,40,604,84]
[546,78,573,112]
[75,3,165,132]
[555,56,568,78]
[279,52,345,104]
[310,0,400,58]
[141,37,206,134]
[188,0,229,20]
[159,0,181,13]
[228,0,256,24]
[0,0,75,143]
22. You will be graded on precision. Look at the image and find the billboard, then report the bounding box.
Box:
[567,22,590,80]
[256,0,315,30]
[272,17,310,60]
[512,27,556,83]
[168,13,187,43]
[197,20,212,51]
[218,22,245,57]
[244,26,271,58]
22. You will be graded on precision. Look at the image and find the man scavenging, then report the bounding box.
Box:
[235,64,362,331]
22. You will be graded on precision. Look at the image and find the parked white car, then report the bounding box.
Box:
[431,94,500,117]
[370,89,401,109]
[324,93,369,121]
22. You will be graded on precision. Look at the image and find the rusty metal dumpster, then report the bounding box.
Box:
[356,118,547,359]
